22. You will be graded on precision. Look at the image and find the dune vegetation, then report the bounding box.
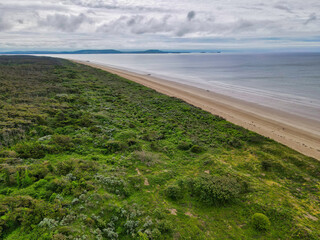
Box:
[0,56,319,239]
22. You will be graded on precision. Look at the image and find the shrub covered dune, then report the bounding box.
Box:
[0,56,319,239]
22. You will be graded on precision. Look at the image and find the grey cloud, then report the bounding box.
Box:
[97,15,172,35]
[97,13,280,38]
[304,13,317,25]
[233,19,255,32]
[64,0,170,13]
[231,19,279,35]
[0,14,12,31]
[0,3,68,12]
[187,11,196,21]
[132,15,171,34]
[274,4,293,13]
[38,13,91,32]
[1,0,320,50]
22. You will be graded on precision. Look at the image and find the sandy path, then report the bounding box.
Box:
[74,60,320,160]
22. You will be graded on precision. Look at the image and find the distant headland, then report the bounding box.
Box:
[0,49,189,54]
[0,49,223,54]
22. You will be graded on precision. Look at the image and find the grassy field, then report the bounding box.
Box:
[0,55,319,240]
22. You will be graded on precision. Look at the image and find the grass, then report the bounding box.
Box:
[0,55,319,239]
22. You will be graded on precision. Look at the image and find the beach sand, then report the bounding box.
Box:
[74,60,320,160]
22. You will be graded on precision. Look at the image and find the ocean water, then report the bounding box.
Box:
[48,53,320,121]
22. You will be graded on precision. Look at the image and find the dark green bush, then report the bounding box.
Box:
[191,175,241,205]
[252,213,271,231]
[177,142,192,151]
[55,159,75,175]
[260,159,287,175]
[190,145,204,153]
[127,138,138,146]
[46,179,68,193]
[157,220,173,233]
[226,138,242,148]
[89,125,102,133]
[0,195,66,234]
[0,150,17,158]
[21,169,33,187]
[29,163,49,180]
[165,184,183,200]
[51,135,73,149]
[261,159,272,171]
[77,114,94,127]
[116,130,136,140]
[14,142,46,159]
[103,140,126,154]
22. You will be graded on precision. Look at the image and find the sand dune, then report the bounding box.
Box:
[74,60,320,160]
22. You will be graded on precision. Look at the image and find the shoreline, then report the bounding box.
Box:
[73,60,320,160]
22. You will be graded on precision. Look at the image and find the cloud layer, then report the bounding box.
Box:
[0,0,319,50]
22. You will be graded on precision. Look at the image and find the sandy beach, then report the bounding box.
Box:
[74,60,320,160]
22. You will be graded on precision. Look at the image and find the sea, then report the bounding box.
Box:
[46,53,320,121]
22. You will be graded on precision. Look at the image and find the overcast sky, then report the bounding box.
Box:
[0,0,319,51]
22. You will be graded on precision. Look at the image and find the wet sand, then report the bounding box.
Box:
[74,60,320,160]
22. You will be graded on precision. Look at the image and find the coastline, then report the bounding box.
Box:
[73,60,320,160]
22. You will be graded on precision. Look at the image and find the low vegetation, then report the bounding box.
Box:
[0,56,319,239]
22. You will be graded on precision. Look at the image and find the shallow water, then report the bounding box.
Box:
[45,53,320,121]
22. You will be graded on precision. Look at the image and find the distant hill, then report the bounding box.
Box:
[0,49,187,54]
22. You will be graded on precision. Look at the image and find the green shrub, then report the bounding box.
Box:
[33,179,49,189]
[21,169,33,187]
[95,175,130,196]
[0,150,17,158]
[191,175,241,205]
[29,163,49,180]
[46,179,68,193]
[116,130,136,140]
[153,208,165,219]
[152,228,161,239]
[177,142,192,151]
[158,220,173,233]
[165,184,183,200]
[190,145,204,153]
[14,142,46,159]
[89,125,102,133]
[141,130,163,141]
[103,140,126,154]
[77,114,94,127]
[51,135,73,149]
[252,213,271,231]
[55,159,75,176]
[127,138,138,146]
[261,159,272,171]
[260,159,286,175]
[132,151,159,167]
[226,138,242,148]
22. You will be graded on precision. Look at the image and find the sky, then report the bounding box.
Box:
[0,0,319,51]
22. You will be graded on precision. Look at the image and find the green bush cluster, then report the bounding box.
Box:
[14,142,46,159]
[190,145,204,153]
[177,142,192,150]
[131,151,159,166]
[251,213,271,231]
[51,135,74,150]
[1,56,319,239]
[103,140,127,154]
[191,175,241,205]
[95,175,129,196]
[0,195,66,235]
[165,184,183,200]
